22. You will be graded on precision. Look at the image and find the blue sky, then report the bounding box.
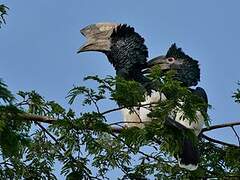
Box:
[1,0,240,178]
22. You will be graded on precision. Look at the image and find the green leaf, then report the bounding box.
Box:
[112,76,145,107]
[0,79,14,104]
[0,4,8,27]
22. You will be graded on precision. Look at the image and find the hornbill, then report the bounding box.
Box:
[146,44,208,170]
[78,23,208,171]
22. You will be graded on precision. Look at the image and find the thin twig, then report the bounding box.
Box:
[133,108,142,123]
[87,91,101,114]
[201,134,239,148]
[35,121,66,151]
[35,121,89,175]
[0,162,13,167]
[101,106,124,115]
[109,121,144,126]
[101,102,158,115]
[201,121,240,133]
[231,126,240,146]
[110,132,159,162]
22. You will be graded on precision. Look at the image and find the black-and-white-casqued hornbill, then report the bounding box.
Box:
[77,23,208,171]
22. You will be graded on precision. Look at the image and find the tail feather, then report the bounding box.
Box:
[178,139,199,171]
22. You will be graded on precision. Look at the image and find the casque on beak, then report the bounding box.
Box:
[77,23,119,53]
[147,56,172,69]
[142,56,171,74]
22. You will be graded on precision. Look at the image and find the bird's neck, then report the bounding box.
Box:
[116,68,153,93]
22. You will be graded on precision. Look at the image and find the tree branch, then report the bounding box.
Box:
[19,113,55,124]
[231,126,240,146]
[101,102,159,115]
[201,133,239,148]
[18,113,240,147]
[35,121,65,150]
[201,121,240,133]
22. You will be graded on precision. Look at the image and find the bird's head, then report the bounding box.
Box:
[146,44,200,87]
[78,23,148,75]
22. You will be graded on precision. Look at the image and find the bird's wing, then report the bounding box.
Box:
[194,87,208,103]
[193,87,208,112]
[175,87,208,135]
[177,87,208,170]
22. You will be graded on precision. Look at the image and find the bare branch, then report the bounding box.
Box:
[19,113,55,124]
[231,126,240,146]
[35,121,66,150]
[201,134,239,148]
[101,106,124,115]
[201,121,240,133]
[101,102,158,115]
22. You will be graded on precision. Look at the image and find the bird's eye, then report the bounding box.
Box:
[167,57,175,63]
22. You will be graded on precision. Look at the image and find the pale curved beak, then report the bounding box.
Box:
[77,39,111,53]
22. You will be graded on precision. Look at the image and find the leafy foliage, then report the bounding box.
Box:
[0,4,8,28]
[0,72,239,179]
[0,79,14,104]
[112,76,145,107]
[233,82,240,103]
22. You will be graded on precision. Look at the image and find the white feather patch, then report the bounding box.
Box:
[175,108,204,136]
[178,160,198,171]
[122,90,204,171]
[122,90,166,128]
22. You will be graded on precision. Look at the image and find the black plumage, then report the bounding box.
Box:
[166,43,200,87]
[106,24,150,86]
[179,138,199,169]
[178,87,208,170]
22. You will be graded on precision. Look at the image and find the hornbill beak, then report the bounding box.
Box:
[77,39,111,53]
[142,55,171,74]
[77,23,119,53]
